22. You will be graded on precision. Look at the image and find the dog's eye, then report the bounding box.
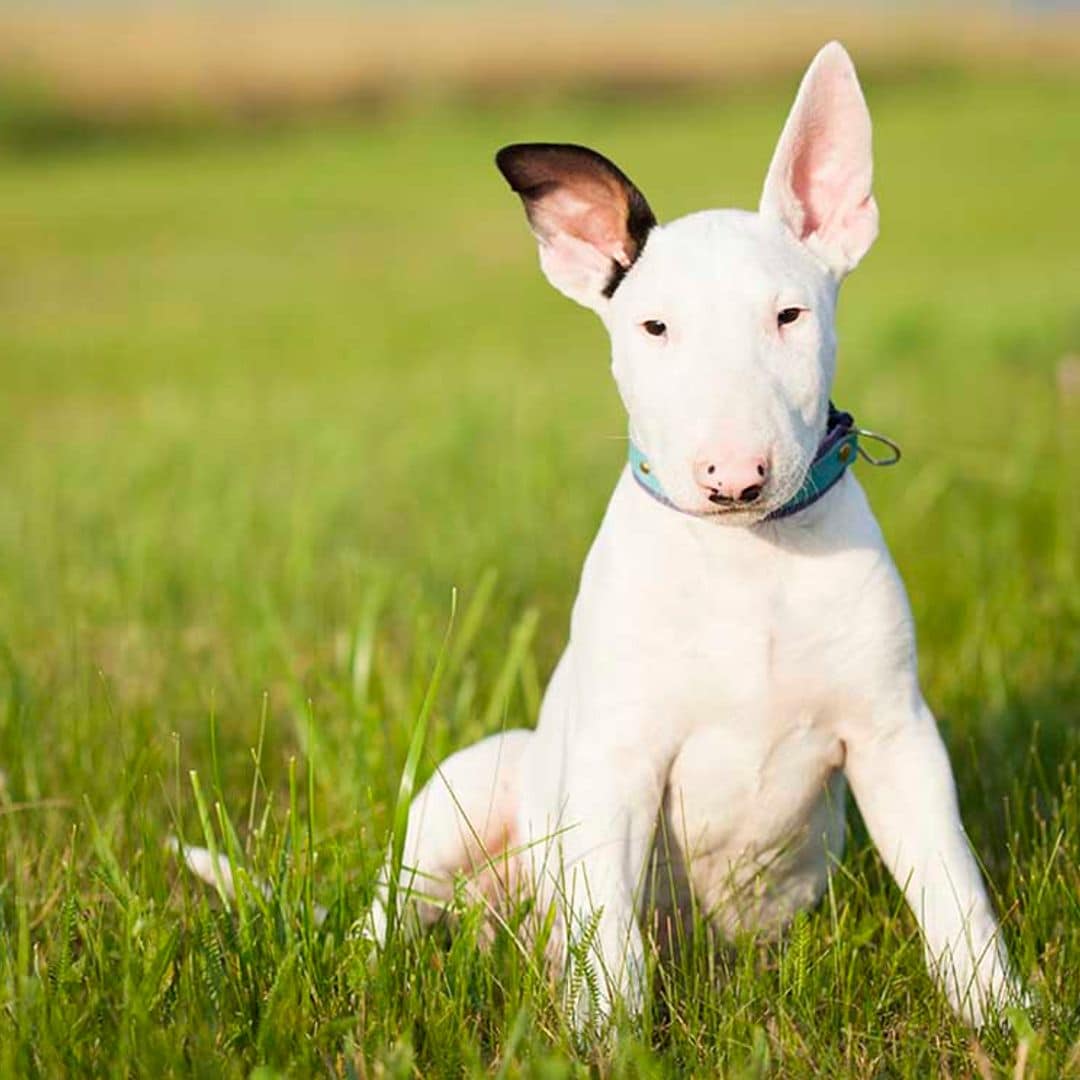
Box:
[777,308,803,327]
[642,320,667,337]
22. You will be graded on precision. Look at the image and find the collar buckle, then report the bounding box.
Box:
[855,428,902,467]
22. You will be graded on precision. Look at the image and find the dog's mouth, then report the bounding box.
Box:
[677,471,808,523]
[686,500,771,523]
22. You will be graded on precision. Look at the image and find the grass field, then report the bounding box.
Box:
[1,68,1078,1076]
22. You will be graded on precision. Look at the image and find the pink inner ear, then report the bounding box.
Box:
[788,86,871,241]
[538,232,623,304]
[533,180,633,267]
[497,142,656,308]
[763,43,879,274]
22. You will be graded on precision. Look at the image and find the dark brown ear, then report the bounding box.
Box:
[496,143,657,311]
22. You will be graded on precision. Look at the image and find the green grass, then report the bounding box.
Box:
[0,72,1078,1076]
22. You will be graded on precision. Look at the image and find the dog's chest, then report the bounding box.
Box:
[647,582,850,935]
[559,476,911,929]
[577,484,864,916]
[600,517,858,732]
[666,590,846,826]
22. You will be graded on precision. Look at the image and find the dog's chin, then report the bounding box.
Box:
[684,502,772,526]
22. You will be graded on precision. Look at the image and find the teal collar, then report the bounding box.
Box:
[629,404,898,521]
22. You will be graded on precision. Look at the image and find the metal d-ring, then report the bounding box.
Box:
[856,428,902,466]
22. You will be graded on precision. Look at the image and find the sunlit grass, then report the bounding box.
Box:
[0,71,1077,1075]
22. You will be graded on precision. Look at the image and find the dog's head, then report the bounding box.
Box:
[497,42,877,522]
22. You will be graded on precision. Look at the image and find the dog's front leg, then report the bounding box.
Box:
[844,695,1018,1025]
[550,740,666,1033]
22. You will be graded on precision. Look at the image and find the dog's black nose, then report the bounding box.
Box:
[708,482,763,506]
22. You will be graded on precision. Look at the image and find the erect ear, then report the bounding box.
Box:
[496,143,657,312]
[760,42,879,278]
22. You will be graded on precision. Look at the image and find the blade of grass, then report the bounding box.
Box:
[188,770,231,913]
[384,588,457,942]
[481,607,539,733]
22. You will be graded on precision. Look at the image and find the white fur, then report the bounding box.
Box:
[382,43,1016,1030]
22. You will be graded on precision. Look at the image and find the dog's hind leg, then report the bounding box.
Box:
[368,728,531,945]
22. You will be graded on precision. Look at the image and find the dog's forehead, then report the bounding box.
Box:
[624,209,821,304]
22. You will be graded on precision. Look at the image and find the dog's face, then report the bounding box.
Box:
[497,42,878,522]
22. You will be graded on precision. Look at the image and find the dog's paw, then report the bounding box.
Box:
[941,946,1024,1029]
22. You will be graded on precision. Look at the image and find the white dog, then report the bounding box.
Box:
[185,41,1017,1030]
[367,42,1018,1029]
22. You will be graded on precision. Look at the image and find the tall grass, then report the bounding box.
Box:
[0,66,1077,1075]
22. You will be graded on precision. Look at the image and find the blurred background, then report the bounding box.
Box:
[0,3,1077,1072]
[2,3,1079,145]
